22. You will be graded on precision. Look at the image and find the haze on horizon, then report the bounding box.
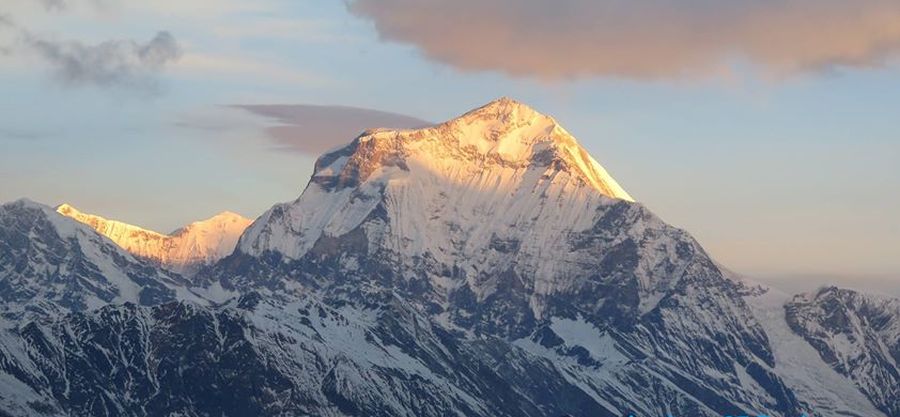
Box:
[0,0,898,283]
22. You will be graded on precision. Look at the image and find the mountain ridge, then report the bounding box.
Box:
[0,199,203,315]
[56,203,251,275]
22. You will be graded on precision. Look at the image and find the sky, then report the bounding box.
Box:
[0,0,898,282]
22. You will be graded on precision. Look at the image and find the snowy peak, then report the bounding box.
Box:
[240,98,640,279]
[169,210,254,264]
[312,97,633,201]
[241,99,638,262]
[57,204,252,275]
[452,98,632,200]
[456,97,546,127]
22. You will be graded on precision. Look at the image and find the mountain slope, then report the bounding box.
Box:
[0,293,624,417]
[743,284,888,417]
[785,287,900,416]
[0,199,200,315]
[57,204,251,275]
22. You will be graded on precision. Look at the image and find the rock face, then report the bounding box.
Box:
[56,204,251,276]
[786,287,900,416]
[0,293,626,417]
[0,98,897,417]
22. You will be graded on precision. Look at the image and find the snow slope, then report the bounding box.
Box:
[745,286,887,417]
[57,204,251,275]
[785,287,900,416]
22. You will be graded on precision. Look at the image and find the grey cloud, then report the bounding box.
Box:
[0,16,15,56]
[234,104,430,155]
[0,14,14,29]
[25,31,181,90]
[40,0,68,11]
[350,0,900,79]
[38,0,107,12]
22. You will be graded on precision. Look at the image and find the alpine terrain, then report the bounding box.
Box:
[56,204,252,275]
[0,98,897,417]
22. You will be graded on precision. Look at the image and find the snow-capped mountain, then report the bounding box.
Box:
[216,98,801,414]
[0,98,898,417]
[238,97,631,260]
[56,204,251,275]
[0,199,202,315]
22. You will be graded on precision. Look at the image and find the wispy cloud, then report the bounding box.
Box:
[350,0,900,80]
[39,0,67,12]
[233,104,430,155]
[23,31,181,91]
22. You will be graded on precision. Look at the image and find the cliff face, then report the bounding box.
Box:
[786,287,900,416]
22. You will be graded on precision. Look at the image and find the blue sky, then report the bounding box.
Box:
[1,0,898,278]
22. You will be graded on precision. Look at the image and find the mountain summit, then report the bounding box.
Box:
[233,99,691,322]
[310,97,632,200]
[444,97,632,200]
[57,204,251,275]
[239,98,633,263]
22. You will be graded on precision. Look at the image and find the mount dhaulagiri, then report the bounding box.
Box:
[0,98,897,417]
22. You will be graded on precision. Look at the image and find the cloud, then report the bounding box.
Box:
[40,0,67,11]
[349,0,900,80]
[24,31,182,90]
[233,104,430,155]
[37,0,108,12]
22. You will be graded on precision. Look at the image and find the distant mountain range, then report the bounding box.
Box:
[0,98,896,417]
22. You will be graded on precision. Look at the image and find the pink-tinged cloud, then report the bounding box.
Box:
[350,0,900,79]
[234,104,430,155]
